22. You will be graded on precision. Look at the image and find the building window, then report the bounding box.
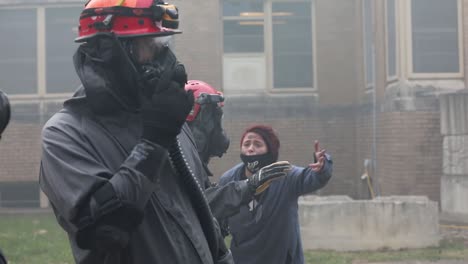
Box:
[272,2,313,89]
[0,9,37,95]
[409,0,462,76]
[45,6,81,94]
[386,0,397,81]
[363,0,375,88]
[223,1,264,54]
[223,0,265,92]
[0,5,82,98]
[222,0,315,93]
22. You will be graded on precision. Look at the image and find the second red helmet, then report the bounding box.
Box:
[184,80,224,122]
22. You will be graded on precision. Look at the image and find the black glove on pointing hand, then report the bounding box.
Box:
[247,161,292,195]
[141,60,193,148]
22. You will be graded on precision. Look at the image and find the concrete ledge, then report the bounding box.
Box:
[299,195,440,251]
[440,211,468,225]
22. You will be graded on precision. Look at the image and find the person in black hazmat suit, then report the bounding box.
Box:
[184,80,292,227]
[39,1,241,263]
[0,250,6,264]
[0,90,10,141]
[0,90,10,264]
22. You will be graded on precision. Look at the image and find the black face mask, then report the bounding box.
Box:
[189,104,230,164]
[75,36,181,114]
[240,152,275,174]
[132,45,182,97]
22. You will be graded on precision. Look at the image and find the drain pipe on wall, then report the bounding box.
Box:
[361,159,375,199]
[371,82,380,197]
[370,19,380,197]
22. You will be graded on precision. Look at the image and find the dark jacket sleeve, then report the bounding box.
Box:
[287,157,333,197]
[39,122,169,234]
[205,180,252,220]
[0,248,6,264]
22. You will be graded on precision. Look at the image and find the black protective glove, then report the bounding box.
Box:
[140,48,193,148]
[246,161,292,195]
[74,183,143,251]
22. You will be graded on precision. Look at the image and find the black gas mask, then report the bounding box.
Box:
[122,36,185,96]
[188,103,230,164]
[74,35,180,113]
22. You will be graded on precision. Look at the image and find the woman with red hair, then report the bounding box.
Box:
[219,124,333,264]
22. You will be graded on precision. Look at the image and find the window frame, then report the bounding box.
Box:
[385,0,399,83]
[362,0,375,90]
[0,5,39,97]
[222,0,265,54]
[222,0,317,94]
[405,0,464,79]
[267,0,317,93]
[0,3,82,100]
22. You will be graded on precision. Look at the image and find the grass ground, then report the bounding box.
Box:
[0,214,73,264]
[0,213,466,264]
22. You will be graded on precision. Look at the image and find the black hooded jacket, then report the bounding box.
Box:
[39,43,232,264]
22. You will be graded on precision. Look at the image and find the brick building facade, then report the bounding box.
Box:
[0,0,465,207]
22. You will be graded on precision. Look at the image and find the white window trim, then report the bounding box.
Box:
[362,0,375,90]
[405,0,464,79]
[385,0,399,83]
[38,6,46,97]
[266,0,317,93]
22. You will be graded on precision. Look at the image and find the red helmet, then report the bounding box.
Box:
[76,0,181,42]
[185,80,224,122]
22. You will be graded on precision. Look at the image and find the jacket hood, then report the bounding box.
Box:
[73,39,142,115]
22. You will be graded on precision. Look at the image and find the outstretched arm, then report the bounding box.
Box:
[205,181,252,220]
[208,161,291,222]
[288,140,333,197]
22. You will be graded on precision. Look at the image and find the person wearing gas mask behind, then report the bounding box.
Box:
[0,90,10,264]
[39,1,234,263]
[184,81,291,224]
[219,124,333,264]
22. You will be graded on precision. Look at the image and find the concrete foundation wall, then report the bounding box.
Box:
[298,195,439,251]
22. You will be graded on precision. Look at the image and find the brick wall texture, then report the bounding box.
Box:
[0,122,42,182]
[0,100,444,204]
[207,99,443,203]
[0,0,448,206]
